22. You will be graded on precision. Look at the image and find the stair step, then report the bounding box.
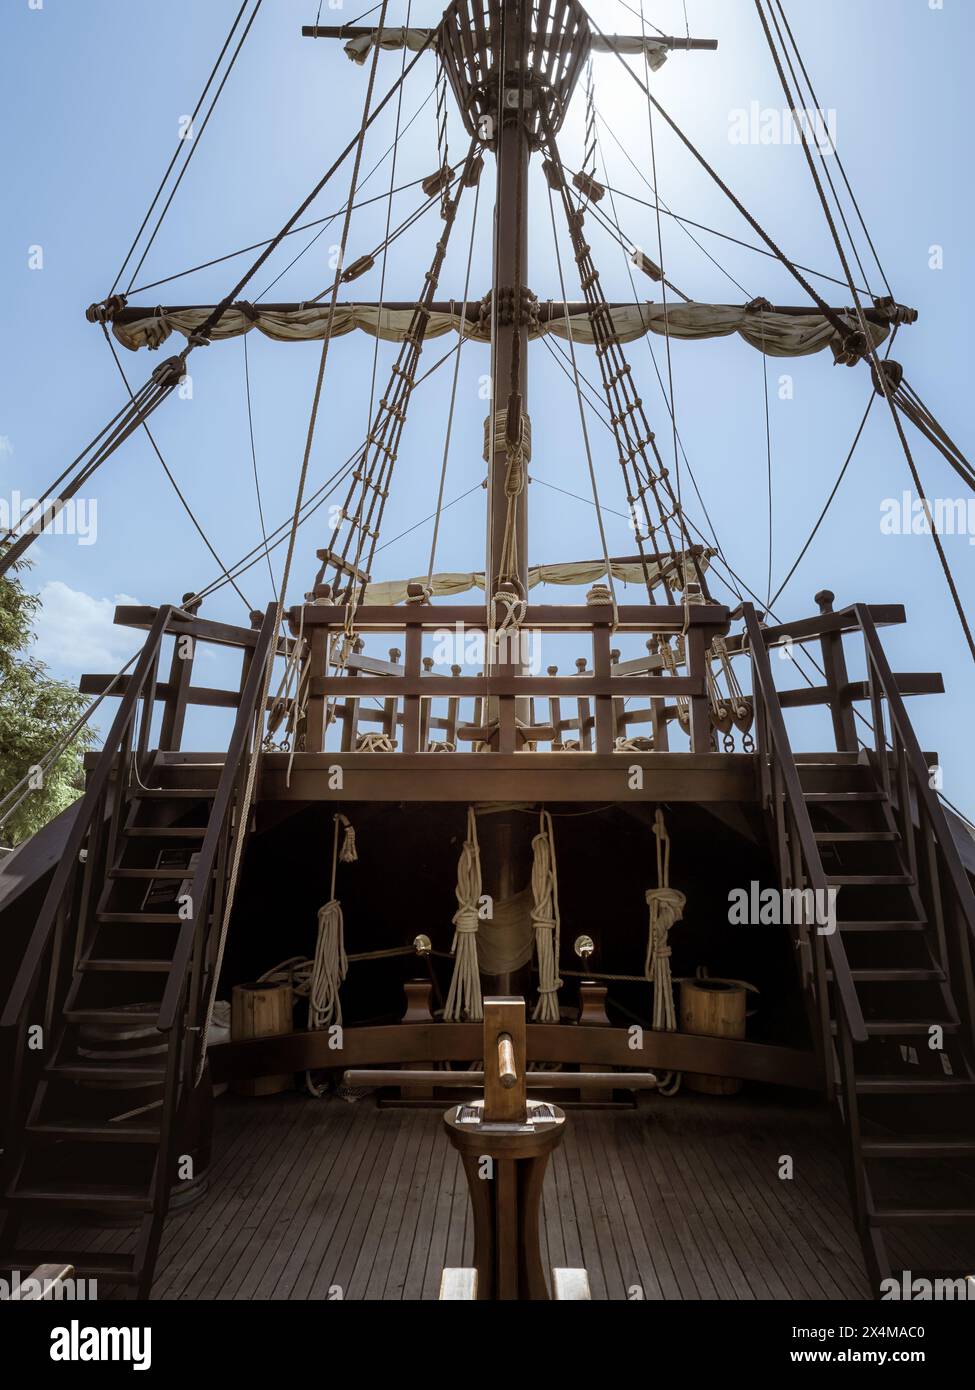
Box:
[1,1251,137,1283]
[862,1135,975,1159]
[855,1076,975,1096]
[804,791,885,802]
[26,1118,160,1144]
[828,968,945,983]
[7,1183,151,1213]
[837,920,926,933]
[79,958,172,973]
[827,874,914,886]
[44,1059,166,1084]
[64,1006,162,1026]
[871,1206,975,1227]
[96,911,186,925]
[814,831,900,842]
[125,826,206,839]
[129,788,216,799]
[108,868,194,881]
[832,1019,959,1037]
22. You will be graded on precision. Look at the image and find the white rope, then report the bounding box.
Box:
[443,805,483,1022]
[530,808,562,1022]
[644,807,685,1095]
[308,812,357,1030]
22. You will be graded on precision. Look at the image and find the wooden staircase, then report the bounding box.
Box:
[746,602,975,1293]
[0,603,276,1297]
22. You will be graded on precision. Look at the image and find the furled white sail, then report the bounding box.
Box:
[112,302,888,360]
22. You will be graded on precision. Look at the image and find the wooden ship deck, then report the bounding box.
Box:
[2,0,974,1308]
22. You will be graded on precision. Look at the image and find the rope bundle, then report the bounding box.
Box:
[306,813,358,1030]
[443,806,484,1022]
[530,809,563,1022]
[644,809,686,1095]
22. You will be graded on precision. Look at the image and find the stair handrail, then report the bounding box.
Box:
[157,604,277,1035]
[0,605,175,1033]
[854,603,975,943]
[743,604,868,1043]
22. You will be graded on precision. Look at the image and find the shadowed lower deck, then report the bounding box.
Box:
[16,1089,948,1301]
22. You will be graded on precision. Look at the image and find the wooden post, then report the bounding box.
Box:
[815,589,857,752]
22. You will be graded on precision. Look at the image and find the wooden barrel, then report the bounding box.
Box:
[679,978,746,1095]
[231,983,294,1097]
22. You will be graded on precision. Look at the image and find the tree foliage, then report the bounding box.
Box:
[0,552,95,847]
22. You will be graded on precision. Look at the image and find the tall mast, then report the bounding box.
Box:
[487,0,530,603]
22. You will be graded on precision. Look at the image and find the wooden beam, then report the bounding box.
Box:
[208,1021,822,1090]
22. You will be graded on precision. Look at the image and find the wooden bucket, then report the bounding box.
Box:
[231,983,294,1097]
[679,978,746,1096]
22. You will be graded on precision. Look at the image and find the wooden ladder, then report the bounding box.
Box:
[746,603,975,1294]
[0,605,277,1297]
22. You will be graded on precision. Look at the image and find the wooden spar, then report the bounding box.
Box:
[106,300,913,327]
[299,24,720,52]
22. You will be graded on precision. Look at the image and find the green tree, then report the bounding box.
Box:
[0,550,95,847]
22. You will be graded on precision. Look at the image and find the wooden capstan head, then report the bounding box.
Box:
[482,996,527,1124]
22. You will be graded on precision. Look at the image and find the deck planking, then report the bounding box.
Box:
[17,1088,972,1300]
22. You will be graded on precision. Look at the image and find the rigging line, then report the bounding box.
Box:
[585,7,854,342]
[545,184,619,615]
[125,0,265,296]
[769,327,900,608]
[760,311,773,607]
[592,122,741,587]
[762,0,874,300]
[109,1,251,295]
[571,185,694,303]
[103,329,254,611]
[253,84,437,304]
[639,2,689,566]
[613,0,667,37]
[769,389,877,610]
[375,484,483,559]
[754,0,975,665]
[592,109,747,300]
[128,149,433,295]
[595,172,872,298]
[586,107,745,301]
[305,175,459,306]
[539,334,745,603]
[364,0,412,437]
[0,390,151,547]
[243,334,275,594]
[194,0,395,1087]
[0,649,141,832]
[772,0,892,298]
[427,176,482,586]
[193,339,466,601]
[195,26,437,342]
[894,384,975,492]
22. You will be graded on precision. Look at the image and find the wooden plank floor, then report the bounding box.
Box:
[18,1087,903,1300]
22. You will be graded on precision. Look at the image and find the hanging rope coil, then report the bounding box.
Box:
[443,806,483,1022]
[644,809,685,1095]
[530,809,563,1022]
[307,813,357,1030]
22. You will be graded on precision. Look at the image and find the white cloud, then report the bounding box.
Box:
[31,582,142,674]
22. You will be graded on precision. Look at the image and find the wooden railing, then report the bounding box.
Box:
[298,601,730,754]
[1,604,174,1135]
[744,604,868,1100]
[855,603,975,1058]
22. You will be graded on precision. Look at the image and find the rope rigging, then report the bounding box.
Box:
[5,29,437,583]
[753,0,975,665]
[110,0,261,296]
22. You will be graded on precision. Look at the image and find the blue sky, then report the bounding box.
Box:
[1,0,972,812]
